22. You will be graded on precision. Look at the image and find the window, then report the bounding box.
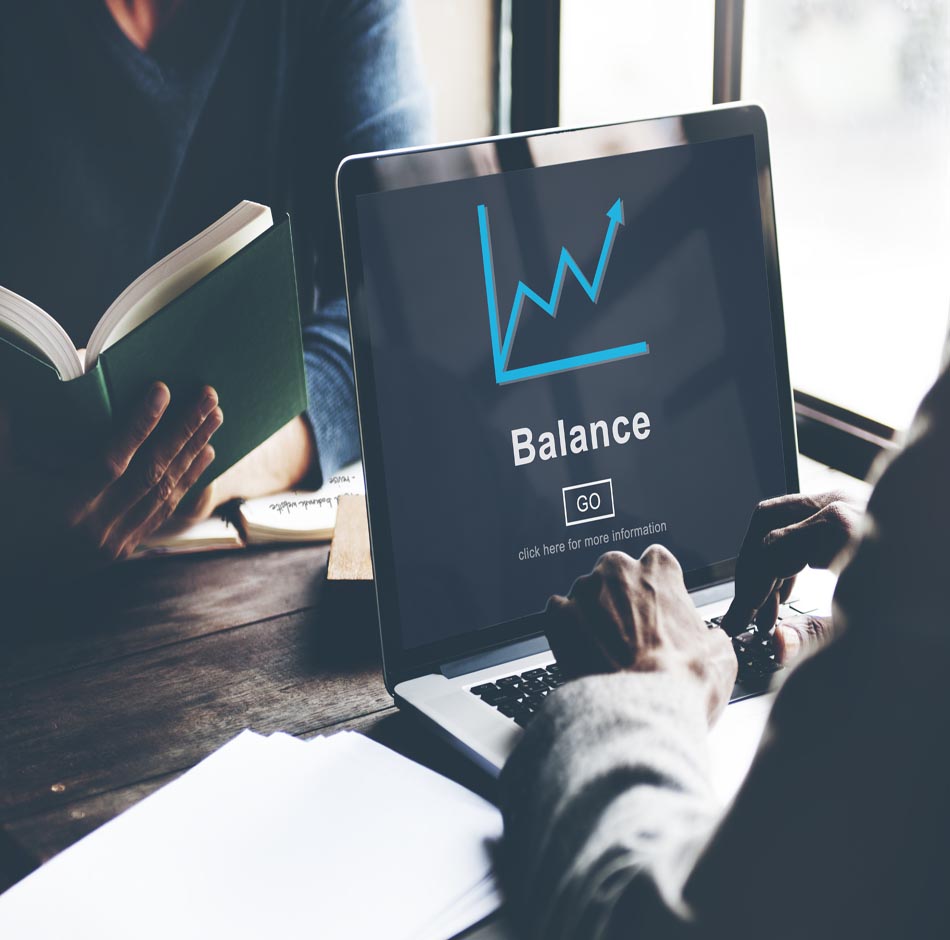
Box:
[559,0,716,127]
[413,0,496,143]
[742,0,950,430]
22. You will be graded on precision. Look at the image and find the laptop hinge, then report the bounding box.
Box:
[441,635,550,679]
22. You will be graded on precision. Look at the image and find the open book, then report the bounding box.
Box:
[0,202,307,488]
[135,462,365,556]
[0,202,272,380]
[238,463,365,544]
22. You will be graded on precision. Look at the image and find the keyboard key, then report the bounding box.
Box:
[496,676,523,688]
[730,625,784,685]
[469,661,562,725]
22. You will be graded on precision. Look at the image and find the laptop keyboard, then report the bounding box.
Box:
[469,665,563,727]
[707,616,784,682]
[469,621,783,727]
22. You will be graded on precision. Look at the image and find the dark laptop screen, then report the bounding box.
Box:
[354,133,788,652]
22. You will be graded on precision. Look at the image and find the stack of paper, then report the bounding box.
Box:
[0,731,502,940]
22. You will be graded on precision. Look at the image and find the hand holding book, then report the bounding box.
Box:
[0,381,222,570]
[0,201,307,500]
[0,200,309,573]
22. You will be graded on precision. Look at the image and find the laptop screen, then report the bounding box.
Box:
[348,119,792,656]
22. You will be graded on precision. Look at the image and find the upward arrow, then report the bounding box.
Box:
[484,198,626,371]
[606,197,624,227]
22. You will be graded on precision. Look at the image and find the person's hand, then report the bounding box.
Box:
[720,491,863,651]
[771,614,833,664]
[0,382,222,569]
[544,548,737,724]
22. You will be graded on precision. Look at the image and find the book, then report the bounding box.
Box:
[133,462,365,557]
[0,201,308,489]
[135,516,245,557]
[237,461,365,544]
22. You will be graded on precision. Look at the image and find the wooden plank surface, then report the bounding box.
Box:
[1,545,330,688]
[0,538,495,907]
[327,493,373,581]
[1,607,391,821]
[1,546,381,836]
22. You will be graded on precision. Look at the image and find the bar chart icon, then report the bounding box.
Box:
[477,198,650,385]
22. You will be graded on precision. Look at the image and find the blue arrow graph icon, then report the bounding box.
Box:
[477,198,649,385]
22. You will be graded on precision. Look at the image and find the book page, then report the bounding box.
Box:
[0,286,83,380]
[239,461,364,544]
[84,202,273,368]
[133,515,244,558]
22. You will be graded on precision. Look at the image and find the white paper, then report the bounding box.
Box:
[0,730,501,940]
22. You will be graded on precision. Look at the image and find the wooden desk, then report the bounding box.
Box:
[0,546,513,938]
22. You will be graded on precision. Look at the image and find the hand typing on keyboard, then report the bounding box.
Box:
[542,547,737,724]
[475,492,861,728]
[720,490,862,664]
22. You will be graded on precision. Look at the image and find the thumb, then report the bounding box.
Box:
[773,614,834,664]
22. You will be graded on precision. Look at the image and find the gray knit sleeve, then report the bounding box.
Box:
[499,672,719,939]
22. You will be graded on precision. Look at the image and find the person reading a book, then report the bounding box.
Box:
[499,346,950,938]
[0,0,429,569]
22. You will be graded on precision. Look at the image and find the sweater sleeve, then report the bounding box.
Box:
[301,0,432,486]
[499,672,718,940]
[500,354,950,939]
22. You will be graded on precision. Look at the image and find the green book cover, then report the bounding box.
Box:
[0,218,307,491]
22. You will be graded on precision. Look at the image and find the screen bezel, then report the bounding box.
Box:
[336,103,799,690]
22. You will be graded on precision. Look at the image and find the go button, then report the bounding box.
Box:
[563,478,615,526]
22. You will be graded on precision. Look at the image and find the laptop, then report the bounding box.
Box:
[336,103,805,775]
